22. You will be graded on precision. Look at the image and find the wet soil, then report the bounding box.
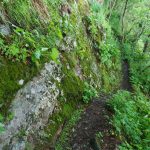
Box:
[69,95,120,150]
[121,59,132,91]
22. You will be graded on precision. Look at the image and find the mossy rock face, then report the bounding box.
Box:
[0,0,122,148]
[61,69,84,100]
[60,52,84,101]
[44,100,78,144]
[0,57,38,115]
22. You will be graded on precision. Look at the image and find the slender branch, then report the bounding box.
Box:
[132,25,145,43]
[124,19,138,36]
[121,0,129,35]
[108,0,117,20]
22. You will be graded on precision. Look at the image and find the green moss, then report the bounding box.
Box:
[2,0,62,30]
[0,57,38,116]
[67,3,102,89]
[55,109,83,150]
[101,65,111,92]
[77,0,90,16]
[3,0,41,30]
[61,53,84,101]
[61,72,83,100]
[44,100,79,143]
[100,63,121,92]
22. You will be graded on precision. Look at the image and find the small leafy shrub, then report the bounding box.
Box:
[108,90,150,149]
[100,37,120,68]
[130,51,150,95]
[82,82,98,104]
[123,42,150,95]
[96,131,103,139]
[0,23,61,63]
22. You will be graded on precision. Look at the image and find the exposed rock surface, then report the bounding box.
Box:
[0,24,11,35]
[0,9,11,35]
[0,61,62,150]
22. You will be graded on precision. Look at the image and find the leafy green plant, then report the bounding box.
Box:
[96,131,103,139]
[82,82,98,104]
[130,51,150,95]
[95,131,104,147]
[0,23,62,63]
[108,90,150,149]
[1,27,35,62]
[87,0,110,39]
[100,37,120,68]
[50,48,60,64]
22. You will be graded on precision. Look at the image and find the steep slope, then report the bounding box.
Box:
[0,0,122,149]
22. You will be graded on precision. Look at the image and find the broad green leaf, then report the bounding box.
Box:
[50,48,59,63]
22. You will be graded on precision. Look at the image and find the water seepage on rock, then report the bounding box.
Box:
[0,61,62,150]
[0,24,11,36]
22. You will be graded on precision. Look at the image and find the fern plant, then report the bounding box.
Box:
[108,91,150,149]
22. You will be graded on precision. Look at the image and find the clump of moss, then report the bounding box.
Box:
[44,100,79,143]
[61,53,84,101]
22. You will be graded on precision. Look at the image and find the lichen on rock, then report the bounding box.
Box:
[0,61,62,149]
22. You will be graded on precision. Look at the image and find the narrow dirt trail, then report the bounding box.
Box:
[68,60,132,150]
[121,59,132,91]
[69,95,120,150]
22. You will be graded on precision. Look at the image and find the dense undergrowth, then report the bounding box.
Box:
[107,0,150,149]
[109,91,150,150]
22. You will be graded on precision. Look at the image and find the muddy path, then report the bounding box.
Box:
[69,95,120,150]
[121,59,132,91]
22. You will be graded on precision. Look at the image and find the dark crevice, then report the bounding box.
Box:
[121,59,132,91]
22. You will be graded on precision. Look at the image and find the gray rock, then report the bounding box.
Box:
[11,141,26,150]
[0,61,62,149]
[0,24,11,35]
[59,36,77,52]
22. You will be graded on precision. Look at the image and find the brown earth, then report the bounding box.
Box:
[69,94,120,150]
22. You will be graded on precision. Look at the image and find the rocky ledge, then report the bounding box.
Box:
[0,61,62,150]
